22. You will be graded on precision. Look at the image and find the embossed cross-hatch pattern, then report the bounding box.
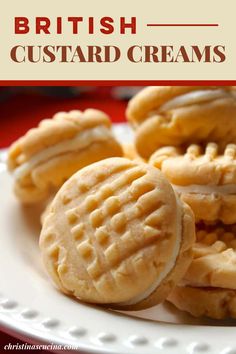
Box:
[64,161,170,297]
[185,143,236,162]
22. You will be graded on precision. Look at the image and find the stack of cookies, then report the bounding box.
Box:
[7,86,236,320]
[127,86,236,319]
[7,105,196,311]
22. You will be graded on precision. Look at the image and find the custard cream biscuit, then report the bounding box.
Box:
[7,109,123,203]
[126,86,236,158]
[168,224,236,319]
[39,157,195,310]
[168,286,236,319]
[182,224,236,289]
[150,143,236,224]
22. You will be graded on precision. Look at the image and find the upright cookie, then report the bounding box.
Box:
[126,86,236,158]
[150,143,236,224]
[40,157,195,310]
[7,109,122,203]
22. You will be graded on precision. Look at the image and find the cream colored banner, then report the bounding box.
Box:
[0,0,235,80]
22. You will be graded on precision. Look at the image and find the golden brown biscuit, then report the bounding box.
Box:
[183,224,236,289]
[168,286,236,319]
[168,224,236,319]
[150,143,236,224]
[126,86,236,158]
[40,157,195,310]
[7,109,122,204]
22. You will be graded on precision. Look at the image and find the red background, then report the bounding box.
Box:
[0,88,127,148]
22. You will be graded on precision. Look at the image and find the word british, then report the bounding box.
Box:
[14,17,137,35]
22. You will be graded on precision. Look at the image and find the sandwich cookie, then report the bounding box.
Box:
[126,86,236,158]
[39,157,195,310]
[150,143,236,224]
[7,109,122,204]
[168,224,236,319]
[168,286,236,320]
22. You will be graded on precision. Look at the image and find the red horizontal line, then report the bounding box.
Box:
[147,23,219,27]
[0,80,235,87]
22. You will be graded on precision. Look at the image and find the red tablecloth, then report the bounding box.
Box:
[1,90,127,148]
[0,90,127,351]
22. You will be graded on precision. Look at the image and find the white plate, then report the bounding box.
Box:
[1,124,236,354]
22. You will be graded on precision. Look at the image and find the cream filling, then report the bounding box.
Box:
[173,184,236,195]
[13,126,112,180]
[117,198,182,306]
[159,89,228,112]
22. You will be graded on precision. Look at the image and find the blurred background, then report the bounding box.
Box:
[0,86,142,148]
